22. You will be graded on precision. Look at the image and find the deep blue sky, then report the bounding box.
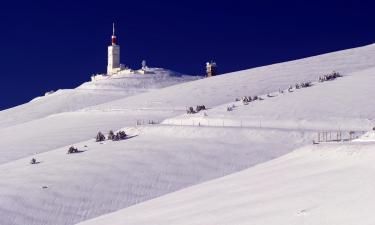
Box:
[0,0,374,110]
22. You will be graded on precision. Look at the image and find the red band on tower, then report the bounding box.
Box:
[112,35,116,45]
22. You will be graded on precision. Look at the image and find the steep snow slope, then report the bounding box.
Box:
[0,110,175,164]
[0,126,313,225]
[86,44,375,112]
[4,44,375,164]
[2,44,375,225]
[164,67,375,131]
[0,68,198,128]
[0,89,127,129]
[77,142,375,225]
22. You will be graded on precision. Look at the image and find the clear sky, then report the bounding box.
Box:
[0,0,374,110]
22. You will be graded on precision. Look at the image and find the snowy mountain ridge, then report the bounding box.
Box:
[1,44,375,225]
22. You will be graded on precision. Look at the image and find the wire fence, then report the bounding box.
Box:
[136,118,369,143]
[314,130,367,143]
[162,119,264,128]
[136,120,161,126]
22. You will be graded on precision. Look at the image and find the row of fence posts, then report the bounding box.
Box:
[135,120,367,143]
[317,131,342,142]
[135,119,283,129]
[316,130,366,143]
[136,120,160,126]
[170,120,261,128]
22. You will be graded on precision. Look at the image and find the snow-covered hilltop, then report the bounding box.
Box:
[0,68,199,129]
[1,43,375,225]
[80,68,198,91]
[85,43,375,112]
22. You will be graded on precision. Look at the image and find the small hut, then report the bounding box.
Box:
[206,61,217,77]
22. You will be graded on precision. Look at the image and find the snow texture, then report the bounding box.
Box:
[1,44,375,225]
[77,142,375,225]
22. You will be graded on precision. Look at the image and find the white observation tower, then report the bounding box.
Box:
[107,23,121,75]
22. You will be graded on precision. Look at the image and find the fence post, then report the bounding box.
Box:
[325,132,327,142]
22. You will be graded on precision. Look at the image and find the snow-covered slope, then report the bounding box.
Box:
[85,44,375,112]
[5,44,375,164]
[0,126,313,225]
[164,67,375,131]
[0,110,175,164]
[2,44,375,225]
[0,68,198,128]
[354,130,375,142]
[77,142,375,225]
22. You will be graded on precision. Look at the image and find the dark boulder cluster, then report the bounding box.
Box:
[241,95,258,105]
[112,131,127,141]
[227,104,236,111]
[187,105,206,114]
[96,132,106,142]
[107,130,115,140]
[196,105,206,112]
[227,71,342,114]
[107,130,127,141]
[186,107,195,114]
[95,130,129,142]
[67,146,79,154]
[30,158,37,164]
[319,71,342,82]
[300,81,312,88]
[295,81,312,89]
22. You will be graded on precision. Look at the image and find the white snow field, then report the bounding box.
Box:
[1,43,375,225]
[0,68,198,129]
[0,110,177,164]
[77,142,375,225]
[85,43,375,112]
[355,130,375,142]
[0,126,314,225]
[164,66,375,132]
